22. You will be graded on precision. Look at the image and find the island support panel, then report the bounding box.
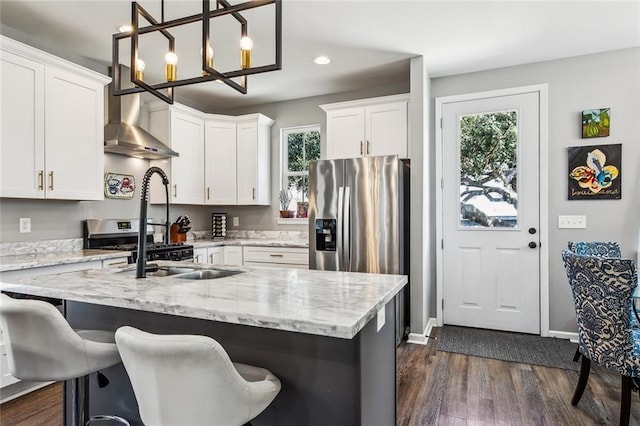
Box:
[64,299,397,425]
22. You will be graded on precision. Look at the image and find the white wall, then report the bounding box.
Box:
[431,47,640,333]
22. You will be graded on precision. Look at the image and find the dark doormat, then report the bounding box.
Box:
[437,325,579,371]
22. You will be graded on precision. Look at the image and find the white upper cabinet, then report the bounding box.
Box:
[147,104,273,206]
[0,36,109,200]
[148,104,205,205]
[236,114,273,205]
[205,117,237,205]
[320,94,409,160]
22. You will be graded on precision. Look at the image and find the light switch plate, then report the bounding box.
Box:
[558,215,587,229]
[233,217,239,227]
[376,307,385,332]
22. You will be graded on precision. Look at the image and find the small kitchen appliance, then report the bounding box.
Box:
[83,219,193,263]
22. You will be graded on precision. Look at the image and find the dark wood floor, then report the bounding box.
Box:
[1,327,638,425]
[397,327,640,425]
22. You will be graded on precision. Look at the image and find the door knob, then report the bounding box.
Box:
[528,241,538,249]
[528,227,537,234]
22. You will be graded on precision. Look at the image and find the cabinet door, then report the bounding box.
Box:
[44,67,104,200]
[223,246,243,266]
[205,120,237,204]
[207,247,224,265]
[0,51,45,198]
[365,101,407,158]
[325,107,365,159]
[236,122,258,204]
[169,111,205,204]
[193,248,208,264]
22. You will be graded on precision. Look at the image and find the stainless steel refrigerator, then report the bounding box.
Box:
[308,155,409,344]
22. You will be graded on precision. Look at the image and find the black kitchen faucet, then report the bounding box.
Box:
[136,167,170,278]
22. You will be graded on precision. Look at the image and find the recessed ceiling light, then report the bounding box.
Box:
[314,56,331,65]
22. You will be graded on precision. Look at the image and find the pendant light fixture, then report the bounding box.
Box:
[111,0,282,104]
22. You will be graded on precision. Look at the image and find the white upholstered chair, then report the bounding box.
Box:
[0,293,129,425]
[115,326,281,426]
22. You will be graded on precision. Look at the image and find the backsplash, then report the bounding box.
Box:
[1,238,83,256]
[189,229,308,242]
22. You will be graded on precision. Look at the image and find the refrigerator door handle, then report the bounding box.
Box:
[343,186,351,271]
[337,186,345,271]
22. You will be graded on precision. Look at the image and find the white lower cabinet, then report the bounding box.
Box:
[243,247,309,269]
[194,247,224,265]
[223,246,243,266]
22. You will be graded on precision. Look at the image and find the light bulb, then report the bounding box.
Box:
[239,36,253,51]
[165,52,178,82]
[119,25,132,33]
[165,51,178,65]
[240,37,252,69]
[135,59,145,81]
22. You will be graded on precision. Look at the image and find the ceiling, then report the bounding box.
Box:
[1,0,639,111]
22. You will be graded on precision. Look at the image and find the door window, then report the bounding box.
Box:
[459,110,518,228]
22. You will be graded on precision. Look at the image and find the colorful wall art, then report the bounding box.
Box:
[104,173,136,199]
[568,143,621,200]
[581,108,610,138]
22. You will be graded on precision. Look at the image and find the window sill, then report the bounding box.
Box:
[277,218,308,225]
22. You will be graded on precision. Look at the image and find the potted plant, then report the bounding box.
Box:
[279,189,294,218]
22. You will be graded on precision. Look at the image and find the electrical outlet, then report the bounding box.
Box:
[19,217,31,233]
[233,217,239,227]
[558,215,587,229]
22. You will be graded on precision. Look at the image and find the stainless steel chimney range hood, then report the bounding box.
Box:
[104,67,178,160]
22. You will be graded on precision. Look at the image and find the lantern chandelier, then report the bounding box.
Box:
[112,0,282,104]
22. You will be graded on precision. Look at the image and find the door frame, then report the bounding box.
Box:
[434,84,550,336]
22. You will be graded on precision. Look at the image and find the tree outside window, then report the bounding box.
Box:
[281,125,320,215]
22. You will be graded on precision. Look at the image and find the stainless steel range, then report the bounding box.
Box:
[83,219,194,263]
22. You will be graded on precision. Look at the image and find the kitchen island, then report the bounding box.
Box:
[0,261,407,425]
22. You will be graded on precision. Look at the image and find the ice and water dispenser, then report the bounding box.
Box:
[315,219,337,251]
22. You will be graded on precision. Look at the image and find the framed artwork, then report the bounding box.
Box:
[581,108,610,138]
[104,173,136,199]
[297,202,309,218]
[568,143,621,200]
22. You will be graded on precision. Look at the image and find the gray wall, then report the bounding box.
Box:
[431,47,640,333]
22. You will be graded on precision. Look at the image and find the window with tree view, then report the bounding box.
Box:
[281,125,321,215]
[459,110,518,228]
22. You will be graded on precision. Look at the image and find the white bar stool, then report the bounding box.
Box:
[0,293,129,426]
[115,326,282,426]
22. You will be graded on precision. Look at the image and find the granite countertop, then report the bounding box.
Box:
[0,250,131,272]
[191,238,308,249]
[0,261,407,339]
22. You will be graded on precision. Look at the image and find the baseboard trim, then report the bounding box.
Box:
[548,330,578,343]
[406,317,437,345]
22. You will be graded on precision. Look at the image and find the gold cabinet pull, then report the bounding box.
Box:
[360,141,363,155]
[38,170,44,190]
[207,187,210,200]
[209,253,213,263]
[252,187,256,200]
[48,171,54,190]
[173,184,177,198]
[366,140,370,155]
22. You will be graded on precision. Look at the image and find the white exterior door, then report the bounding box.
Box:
[441,91,541,334]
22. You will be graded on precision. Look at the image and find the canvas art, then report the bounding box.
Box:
[581,108,610,138]
[568,143,621,200]
[104,173,136,199]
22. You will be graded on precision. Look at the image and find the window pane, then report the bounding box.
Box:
[287,132,306,172]
[304,131,321,167]
[287,175,309,203]
[459,111,518,228]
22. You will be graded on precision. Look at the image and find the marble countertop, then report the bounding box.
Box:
[0,250,130,272]
[0,261,407,339]
[192,239,308,249]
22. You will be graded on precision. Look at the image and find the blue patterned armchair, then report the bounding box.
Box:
[568,241,621,258]
[562,250,639,426]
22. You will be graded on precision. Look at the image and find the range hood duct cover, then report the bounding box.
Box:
[104,71,178,160]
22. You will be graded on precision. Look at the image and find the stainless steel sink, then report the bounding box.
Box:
[118,266,196,277]
[175,269,243,280]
